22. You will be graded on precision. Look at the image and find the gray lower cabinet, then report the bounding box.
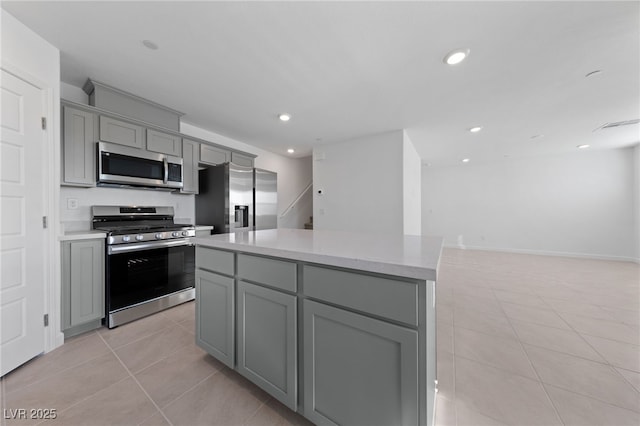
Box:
[146,129,182,156]
[61,239,105,338]
[200,144,230,165]
[62,106,97,186]
[237,281,297,410]
[181,139,199,194]
[303,299,419,426]
[195,269,235,368]
[99,116,144,148]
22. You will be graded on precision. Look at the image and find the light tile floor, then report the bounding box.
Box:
[1,248,638,426]
[435,248,640,426]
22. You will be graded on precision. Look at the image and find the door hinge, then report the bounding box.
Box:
[42,216,48,229]
[41,117,46,130]
[44,314,49,327]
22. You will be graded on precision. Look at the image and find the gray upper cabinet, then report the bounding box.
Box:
[196,269,235,368]
[62,106,97,187]
[61,239,105,338]
[146,129,182,156]
[200,144,230,165]
[303,299,419,426]
[181,138,199,194]
[231,152,254,167]
[99,116,144,148]
[236,281,297,410]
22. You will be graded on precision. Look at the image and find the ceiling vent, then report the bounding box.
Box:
[593,119,640,131]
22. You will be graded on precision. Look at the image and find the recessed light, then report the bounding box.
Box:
[142,40,159,50]
[444,48,470,65]
[469,126,482,133]
[585,70,603,78]
[278,113,291,122]
[287,148,295,154]
[461,158,470,163]
[577,144,590,149]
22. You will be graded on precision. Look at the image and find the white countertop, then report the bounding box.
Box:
[194,229,442,281]
[59,230,107,241]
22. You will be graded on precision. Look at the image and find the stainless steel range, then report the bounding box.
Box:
[92,206,196,328]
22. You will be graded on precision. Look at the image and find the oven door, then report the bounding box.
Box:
[106,240,195,314]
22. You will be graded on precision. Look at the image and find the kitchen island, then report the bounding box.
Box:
[194,229,442,426]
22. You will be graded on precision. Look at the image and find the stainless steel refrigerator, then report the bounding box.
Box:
[254,168,277,230]
[196,164,277,234]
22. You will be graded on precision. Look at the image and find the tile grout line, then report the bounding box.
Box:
[491,286,567,426]
[2,330,112,396]
[96,330,174,426]
[155,368,222,416]
[541,297,640,394]
[31,376,133,426]
[102,316,179,352]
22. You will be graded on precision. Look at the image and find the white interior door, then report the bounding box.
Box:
[0,69,45,377]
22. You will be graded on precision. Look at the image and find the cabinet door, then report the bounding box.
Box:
[237,281,297,410]
[62,106,96,186]
[63,240,105,328]
[196,269,235,368]
[147,129,182,156]
[99,116,144,148]
[231,152,254,167]
[426,280,437,426]
[303,299,418,426]
[200,144,229,165]
[181,139,199,194]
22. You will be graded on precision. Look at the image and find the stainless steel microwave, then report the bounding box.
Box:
[97,142,183,190]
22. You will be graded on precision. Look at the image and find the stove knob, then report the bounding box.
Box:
[182,231,189,236]
[122,235,131,243]
[155,233,163,240]
[135,235,144,241]
[172,231,180,238]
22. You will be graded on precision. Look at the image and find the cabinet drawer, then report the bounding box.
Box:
[303,265,418,326]
[99,116,144,148]
[146,129,182,156]
[238,254,296,292]
[200,144,229,165]
[196,247,234,276]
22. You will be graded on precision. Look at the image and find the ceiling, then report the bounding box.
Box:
[3,1,639,166]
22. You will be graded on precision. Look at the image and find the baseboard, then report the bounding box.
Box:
[443,244,639,264]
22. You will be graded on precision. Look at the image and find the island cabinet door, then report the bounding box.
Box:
[236,281,297,410]
[303,299,419,426]
[195,269,235,368]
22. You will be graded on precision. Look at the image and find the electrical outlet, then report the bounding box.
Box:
[67,198,78,210]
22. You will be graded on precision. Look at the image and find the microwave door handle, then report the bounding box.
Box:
[163,157,168,184]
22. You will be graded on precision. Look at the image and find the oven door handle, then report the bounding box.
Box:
[108,238,193,255]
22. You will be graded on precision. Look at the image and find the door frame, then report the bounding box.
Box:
[2,60,63,355]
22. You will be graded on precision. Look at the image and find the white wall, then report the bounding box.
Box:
[2,10,63,350]
[402,131,421,236]
[313,130,404,234]
[180,122,312,227]
[422,147,637,261]
[60,187,195,228]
